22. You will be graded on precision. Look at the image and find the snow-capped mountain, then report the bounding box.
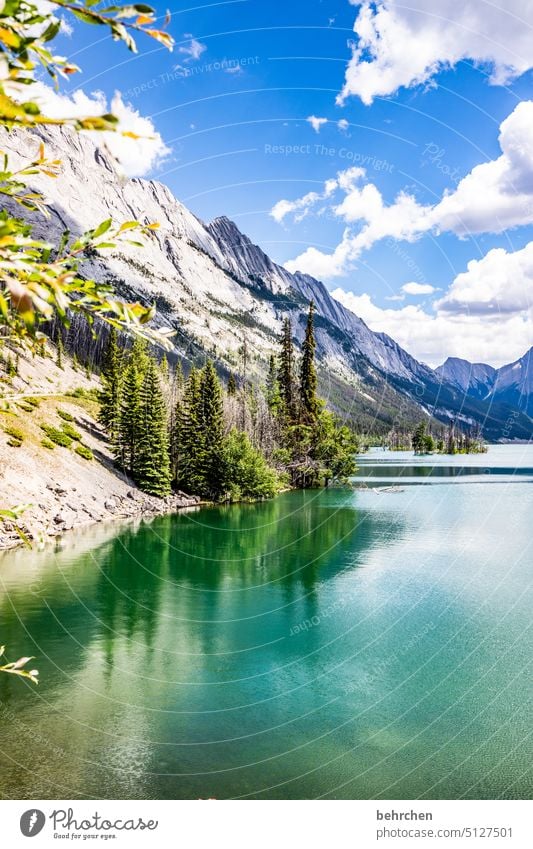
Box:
[1,124,531,440]
[437,350,533,418]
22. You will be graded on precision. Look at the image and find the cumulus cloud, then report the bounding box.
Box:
[338,0,533,106]
[274,101,533,279]
[427,100,533,235]
[332,293,532,368]
[402,282,437,295]
[331,240,533,366]
[437,242,533,315]
[13,82,170,177]
[307,115,328,133]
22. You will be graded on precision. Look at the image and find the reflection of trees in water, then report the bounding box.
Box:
[0,494,404,692]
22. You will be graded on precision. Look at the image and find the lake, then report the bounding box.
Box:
[1,444,532,799]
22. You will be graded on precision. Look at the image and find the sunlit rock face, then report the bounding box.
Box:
[2,124,531,438]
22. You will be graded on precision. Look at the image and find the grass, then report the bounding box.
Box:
[75,443,93,461]
[41,438,55,450]
[57,408,74,422]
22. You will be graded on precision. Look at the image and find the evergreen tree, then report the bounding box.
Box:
[99,327,122,440]
[159,354,169,383]
[227,372,237,396]
[198,360,225,498]
[72,352,79,372]
[299,301,319,422]
[278,317,295,421]
[135,357,172,496]
[175,360,185,392]
[412,421,428,454]
[175,367,204,493]
[115,359,142,476]
[266,354,282,414]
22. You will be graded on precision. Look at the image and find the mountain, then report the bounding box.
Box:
[1,124,531,441]
[437,350,533,418]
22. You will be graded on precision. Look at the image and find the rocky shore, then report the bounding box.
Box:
[0,486,201,552]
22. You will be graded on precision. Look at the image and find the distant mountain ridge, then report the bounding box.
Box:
[436,350,533,418]
[1,124,532,441]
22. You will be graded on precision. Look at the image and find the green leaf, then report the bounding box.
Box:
[92,218,112,238]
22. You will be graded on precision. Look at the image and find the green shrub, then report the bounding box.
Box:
[17,402,35,413]
[26,397,40,408]
[40,424,72,448]
[60,422,82,441]
[57,408,74,422]
[41,438,55,450]
[75,443,93,461]
[222,430,280,500]
[67,387,99,400]
[4,425,24,442]
[7,438,22,447]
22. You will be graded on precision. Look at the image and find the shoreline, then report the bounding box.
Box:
[0,489,204,553]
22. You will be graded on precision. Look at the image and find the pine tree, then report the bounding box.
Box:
[159,354,169,383]
[266,354,281,414]
[99,327,122,440]
[176,367,204,493]
[115,359,142,476]
[412,421,427,454]
[130,336,150,376]
[175,360,185,392]
[227,373,237,396]
[300,301,319,422]
[135,357,172,496]
[198,360,225,498]
[278,317,295,421]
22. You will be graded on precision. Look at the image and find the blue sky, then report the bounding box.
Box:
[44,0,533,367]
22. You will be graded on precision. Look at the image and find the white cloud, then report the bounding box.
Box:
[428,100,533,235]
[12,82,170,177]
[332,287,532,368]
[337,118,349,132]
[402,281,437,295]
[307,115,328,133]
[437,242,533,315]
[179,36,207,62]
[273,101,533,279]
[270,177,338,224]
[331,240,533,366]
[280,167,432,277]
[338,0,533,106]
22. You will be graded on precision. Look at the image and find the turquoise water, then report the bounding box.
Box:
[0,445,532,799]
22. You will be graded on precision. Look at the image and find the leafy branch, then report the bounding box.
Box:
[0,0,173,129]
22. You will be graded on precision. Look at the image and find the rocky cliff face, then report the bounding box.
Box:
[1,124,531,439]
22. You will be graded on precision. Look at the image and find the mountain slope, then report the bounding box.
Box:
[1,124,531,440]
[437,350,533,418]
